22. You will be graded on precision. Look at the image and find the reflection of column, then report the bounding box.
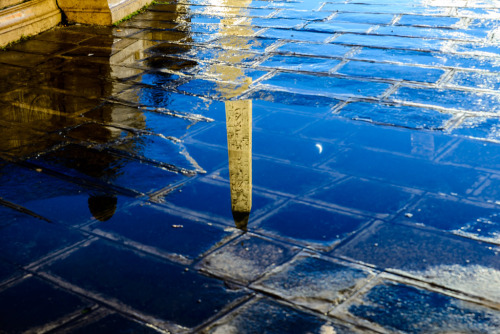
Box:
[225,100,252,230]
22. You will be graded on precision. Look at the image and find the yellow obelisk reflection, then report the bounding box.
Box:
[207,0,253,230]
[225,99,252,230]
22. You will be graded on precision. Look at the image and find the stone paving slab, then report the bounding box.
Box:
[0,0,500,333]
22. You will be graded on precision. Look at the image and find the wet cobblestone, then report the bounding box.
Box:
[1,0,500,332]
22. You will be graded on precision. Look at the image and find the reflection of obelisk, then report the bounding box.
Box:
[207,0,254,230]
[225,100,252,230]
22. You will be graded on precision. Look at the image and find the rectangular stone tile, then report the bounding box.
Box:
[337,60,445,83]
[209,36,275,52]
[438,138,500,171]
[29,144,187,195]
[0,214,85,266]
[44,239,248,330]
[157,179,276,226]
[473,174,500,203]
[402,194,500,244]
[338,101,452,130]
[259,54,341,73]
[201,297,365,334]
[451,117,500,142]
[241,157,339,196]
[251,17,305,29]
[297,116,453,157]
[333,12,395,25]
[374,25,480,40]
[0,162,133,225]
[353,47,500,71]
[455,42,500,56]
[9,39,76,56]
[258,29,331,42]
[274,9,330,21]
[0,258,21,285]
[333,221,500,302]
[322,3,447,15]
[308,177,417,218]
[253,130,339,167]
[177,78,251,99]
[0,87,99,115]
[390,86,500,113]
[197,65,268,83]
[141,41,192,59]
[323,146,486,196]
[342,280,500,333]
[179,140,228,173]
[275,42,352,58]
[110,134,204,172]
[262,72,391,98]
[255,201,368,250]
[36,28,93,44]
[90,203,237,262]
[305,21,374,34]
[0,51,49,67]
[118,86,225,120]
[449,71,500,91]
[196,234,299,284]
[0,276,93,333]
[63,123,134,146]
[53,311,159,334]
[398,15,461,28]
[254,110,319,135]
[184,47,257,65]
[253,253,374,313]
[332,33,445,52]
[249,89,341,116]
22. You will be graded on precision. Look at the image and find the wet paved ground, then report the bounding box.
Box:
[1,0,500,332]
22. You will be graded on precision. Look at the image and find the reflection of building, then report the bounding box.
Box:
[207,0,254,230]
[0,5,192,221]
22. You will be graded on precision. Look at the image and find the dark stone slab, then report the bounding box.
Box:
[309,178,416,217]
[403,195,500,243]
[0,277,92,333]
[91,203,236,262]
[197,234,299,284]
[256,201,367,249]
[45,240,248,329]
[56,312,159,334]
[333,221,500,302]
[202,297,359,334]
[253,254,374,313]
[159,179,275,225]
[346,280,500,333]
[0,214,84,266]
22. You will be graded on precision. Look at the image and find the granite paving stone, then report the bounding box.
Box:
[401,194,500,243]
[333,221,500,302]
[89,202,237,263]
[308,177,417,218]
[253,253,374,313]
[255,201,368,250]
[53,312,160,334]
[197,234,299,284]
[44,239,248,330]
[342,280,500,333]
[0,276,93,333]
[201,297,365,334]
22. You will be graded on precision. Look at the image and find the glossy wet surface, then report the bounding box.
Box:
[1,0,500,332]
